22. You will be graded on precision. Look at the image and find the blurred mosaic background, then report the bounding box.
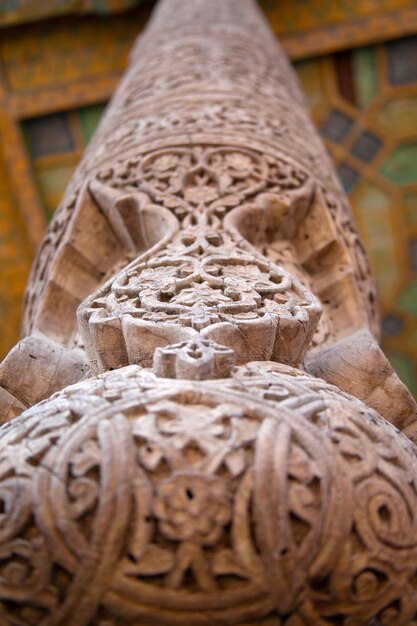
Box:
[1,0,417,394]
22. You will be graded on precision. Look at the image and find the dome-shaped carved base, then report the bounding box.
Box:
[1,364,417,626]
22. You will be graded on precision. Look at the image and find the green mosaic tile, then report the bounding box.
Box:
[379,143,417,185]
[354,182,398,300]
[352,47,377,108]
[77,102,107,144]
[403,192,417,226]
[385,350,417,396]
[397,282,417,316]
[378,97,417,138]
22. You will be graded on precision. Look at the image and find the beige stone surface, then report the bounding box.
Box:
[0,0,416,624]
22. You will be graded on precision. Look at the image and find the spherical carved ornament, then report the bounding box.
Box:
[1,367,417,625]
[1,0,416,625]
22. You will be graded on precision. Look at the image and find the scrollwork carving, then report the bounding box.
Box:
[0,0,416,624]
[22,1,377,347]
[0,367,417,624]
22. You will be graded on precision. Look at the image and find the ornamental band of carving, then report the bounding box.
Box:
[0,1,417,625]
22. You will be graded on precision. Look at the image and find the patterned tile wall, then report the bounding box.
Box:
[22,104,106,219]
[295,36,417,394]
[0,6,152,359]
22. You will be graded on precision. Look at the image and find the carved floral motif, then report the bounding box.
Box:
[0,367,417,624]
[78,145,323,372]
[22,12,378,343]
[153,471,231,544]
[0,0,416,624]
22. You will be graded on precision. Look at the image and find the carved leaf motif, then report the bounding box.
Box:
[123,545,174,576]
[71,440,101,476]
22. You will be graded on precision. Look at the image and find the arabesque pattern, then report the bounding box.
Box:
[295,37,417,394]
[0,1,416,624]
[1,366,417,625]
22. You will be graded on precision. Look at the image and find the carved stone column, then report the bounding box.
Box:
[0,1,417,624]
